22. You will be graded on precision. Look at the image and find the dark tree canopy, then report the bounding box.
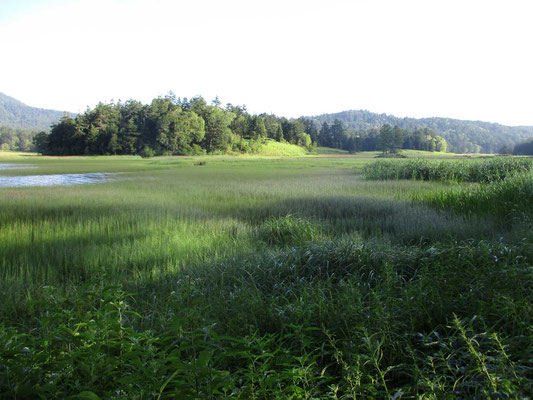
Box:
[2,92,532,155]
[21,94,462,157]
[38,102,450,156]
[513,139,533,155]
[38,96,314,156]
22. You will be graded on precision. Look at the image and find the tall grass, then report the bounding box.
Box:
[2,238,532,398]
[362,157,533,182]
[417,172,533,220]
[1,154,532,398]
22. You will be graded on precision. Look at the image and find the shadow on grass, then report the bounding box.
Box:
[216,194,501,244]
[0,230,148,282]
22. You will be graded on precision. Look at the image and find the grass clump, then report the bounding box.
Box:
[256,215,321,246]
[362,157,533,182]
[417,172,533,220]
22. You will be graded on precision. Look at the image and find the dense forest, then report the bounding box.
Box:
[3,91,531,155]
[313,120,447,153]
[0,126,39,152]
[36,96,313,156]
[513,138,533,155]
[0,92,69,131]
[307,110,533,153]
[35,95,448,156]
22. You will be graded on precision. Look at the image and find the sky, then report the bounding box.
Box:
[1,0,532,126]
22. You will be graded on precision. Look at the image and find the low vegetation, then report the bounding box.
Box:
[361,157,533,183]
[255,140,309,157]
[1,152,532,398]
[418,172,533,221]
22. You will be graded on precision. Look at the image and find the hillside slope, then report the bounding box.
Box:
[306,110,533,153]
[0,92,69,131]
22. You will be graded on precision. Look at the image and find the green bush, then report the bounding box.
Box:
[256,215,321,246]
[139,146,156,158]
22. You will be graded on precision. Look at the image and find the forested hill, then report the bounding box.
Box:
[5,90,533,154]
[306,110,533,153]
[0,92,70,131]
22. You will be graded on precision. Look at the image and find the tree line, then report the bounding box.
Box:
[512,139,533,155]
[32,95,450,156]
[309,110,533,153]
[0,126,38,152]
[33,96,314,156]
[313,121,448,153]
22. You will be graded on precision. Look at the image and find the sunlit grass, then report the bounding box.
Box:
[0,152,531,398]
[362,156,533,182]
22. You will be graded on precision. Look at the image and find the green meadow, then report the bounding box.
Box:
[1,151,532,398]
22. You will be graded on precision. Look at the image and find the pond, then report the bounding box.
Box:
[0,163,35,170]
[0,173,116,188]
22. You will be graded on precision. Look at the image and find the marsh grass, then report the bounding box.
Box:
[362,157,533,182]
[256,215,322,246]
[2,239,531,398]
[1,153,532,398]
[417,172,533,222]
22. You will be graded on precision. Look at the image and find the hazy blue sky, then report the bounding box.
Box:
[1,0,532,125]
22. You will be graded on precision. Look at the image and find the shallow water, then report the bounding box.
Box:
[0,173,116,188]
[0,163,35,170]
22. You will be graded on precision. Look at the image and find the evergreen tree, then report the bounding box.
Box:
[201,107,235,153]
[318,122,332,147]
[48,116,80,155]
[330,119,346,149]
[249,116,267,140]
[378,124,394,153]
[301,118,319,144]
[32,131,50,154]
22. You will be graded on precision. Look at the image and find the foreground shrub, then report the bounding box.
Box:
[2,239,532,398]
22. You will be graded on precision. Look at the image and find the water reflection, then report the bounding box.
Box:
[0,163,35,170]
[0,173,116,188]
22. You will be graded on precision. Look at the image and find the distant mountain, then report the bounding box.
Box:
[306,110,533,154]
[0,92,71,131]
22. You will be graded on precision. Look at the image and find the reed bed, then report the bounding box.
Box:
[417,172,533,221]
[361,157,533,183]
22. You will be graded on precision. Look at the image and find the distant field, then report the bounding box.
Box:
[1,152,532,398]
